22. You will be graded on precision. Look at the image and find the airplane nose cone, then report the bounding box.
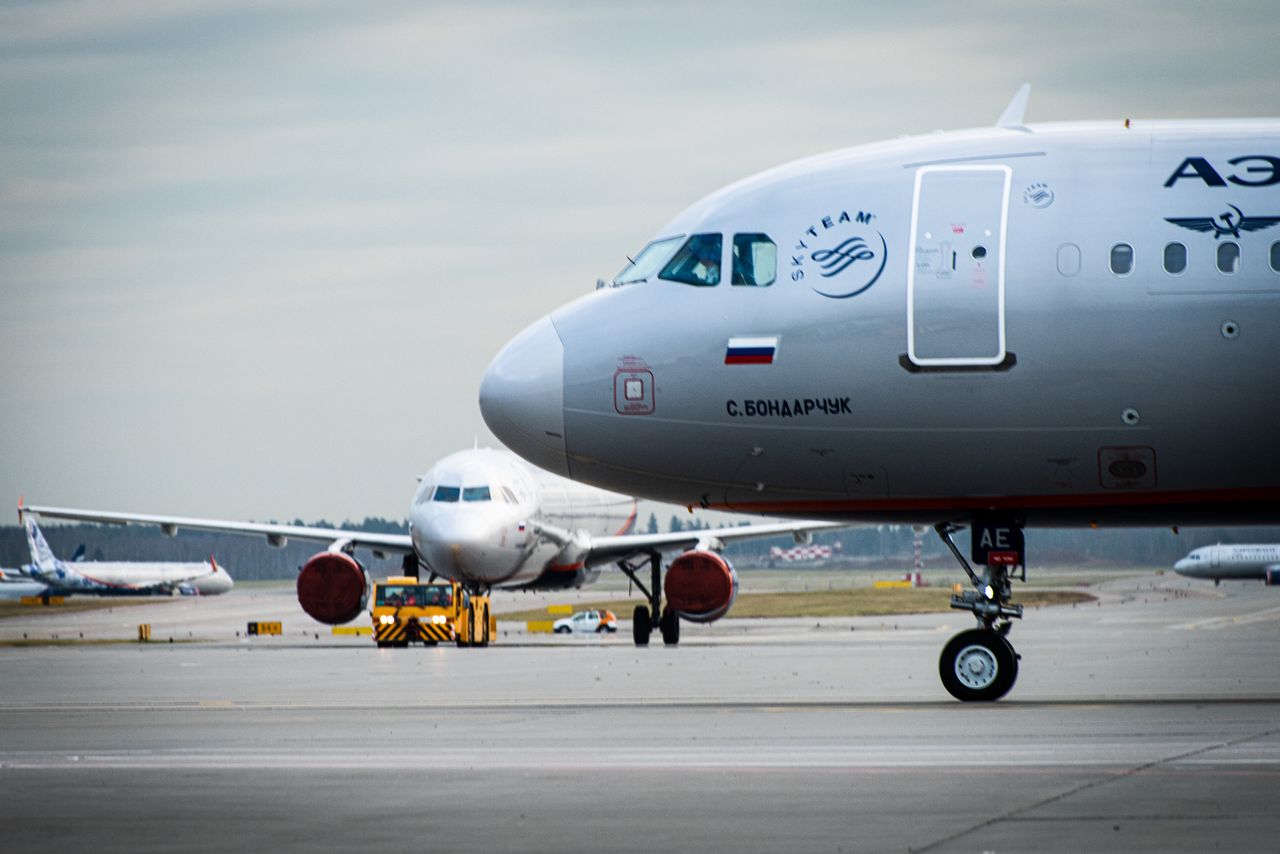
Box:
[479,314,569,476]
[415,513,504,583]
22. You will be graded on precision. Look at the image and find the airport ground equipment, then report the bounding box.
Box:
[552,609,618,634]
[370,577,493,648]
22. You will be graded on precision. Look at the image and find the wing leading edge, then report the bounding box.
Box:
[20,504,414,556]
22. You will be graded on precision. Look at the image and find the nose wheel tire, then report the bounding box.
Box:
[939,629,1018,702]
[632,605,651,646]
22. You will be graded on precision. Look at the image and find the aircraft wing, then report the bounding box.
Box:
[581,520,847,567]
[21,504,414,556]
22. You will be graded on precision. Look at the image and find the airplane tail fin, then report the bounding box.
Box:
[22,514,59,571]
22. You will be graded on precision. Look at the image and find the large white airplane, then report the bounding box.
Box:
[11,513,234,598]
[1174,544,1280,585]
[479,86,1280,700]
[25,448,839,644]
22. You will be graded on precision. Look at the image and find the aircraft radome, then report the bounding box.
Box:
[480,85,1280,701]
[26,448,841,646]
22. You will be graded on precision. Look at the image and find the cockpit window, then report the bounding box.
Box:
[659,233,722,286]
[432,485,461,502]
[462,486,491,502]
[613,236,684,285]
[731,234,777,286]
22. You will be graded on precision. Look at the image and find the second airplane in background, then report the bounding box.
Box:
[1175,544,1280,586]
[26,448,839,645]
[11,513,233,598]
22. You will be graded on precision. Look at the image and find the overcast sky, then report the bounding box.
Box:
[2,0,1277,523]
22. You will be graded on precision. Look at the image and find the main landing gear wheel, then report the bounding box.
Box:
[660,607,680,646]
[632,605,651,646]
[939,629,1018,702]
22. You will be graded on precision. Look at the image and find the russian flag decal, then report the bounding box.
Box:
[724,336,778,365]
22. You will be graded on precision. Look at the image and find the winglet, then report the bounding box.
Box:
[996,83,1032,130]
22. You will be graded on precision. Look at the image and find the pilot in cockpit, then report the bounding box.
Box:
[694,244,720,285]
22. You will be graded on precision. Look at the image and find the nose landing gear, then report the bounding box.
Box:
[935,518,1025,702]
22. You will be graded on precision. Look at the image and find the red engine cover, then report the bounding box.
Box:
[296,552,368,625]
[664,550,738,623]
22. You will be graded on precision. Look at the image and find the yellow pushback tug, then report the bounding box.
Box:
[370,577,494,648]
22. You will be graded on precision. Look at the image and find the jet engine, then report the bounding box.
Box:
[664,550,738,623]
[296,551,371,625]
[1267,567,1280,587]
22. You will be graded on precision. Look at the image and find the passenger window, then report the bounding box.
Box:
[1217,241,1241,274]
[731,234,776,286]
[1163,242,1187,275]
[659,234,722,286]
[432,486,460,502]
[1271,241,1280,273]
[462,486,491,502]
[1109,243,1134,276]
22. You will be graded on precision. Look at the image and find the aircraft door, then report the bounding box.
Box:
[907,165,1012,366]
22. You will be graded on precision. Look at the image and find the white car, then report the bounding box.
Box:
[553,609,618,634]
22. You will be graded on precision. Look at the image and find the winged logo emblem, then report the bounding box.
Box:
[1165,204,1280,239]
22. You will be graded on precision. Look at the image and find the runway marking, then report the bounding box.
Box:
[3,749,1279,772]
[2,697,1280,713]
[910,724,1280,852]
[1171,604,1280,631]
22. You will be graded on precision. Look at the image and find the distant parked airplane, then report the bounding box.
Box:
[10,512,234,598]
[1174,544,1280,585]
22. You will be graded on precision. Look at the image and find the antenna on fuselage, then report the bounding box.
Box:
[996,83,1032,132]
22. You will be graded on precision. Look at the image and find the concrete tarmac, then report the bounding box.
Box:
[1,573,1277,852]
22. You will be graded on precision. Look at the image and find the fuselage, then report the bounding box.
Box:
[407,448,636,589]
[1174,544,1280,580]
[481,119,1280,527]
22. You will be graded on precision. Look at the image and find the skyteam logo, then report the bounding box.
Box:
[791,209,888,299]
